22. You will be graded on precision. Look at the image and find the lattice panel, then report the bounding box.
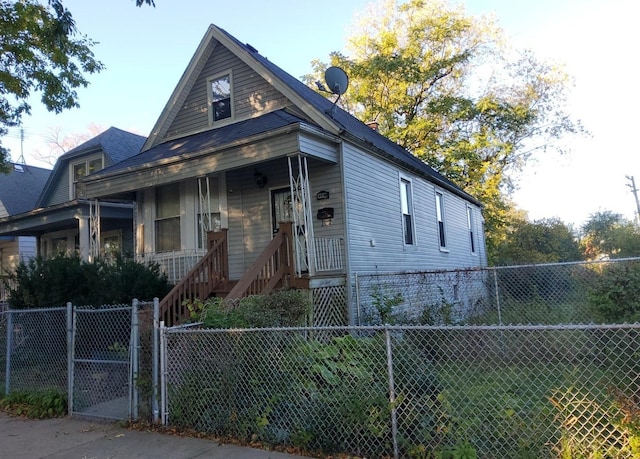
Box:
[312,284,347,326]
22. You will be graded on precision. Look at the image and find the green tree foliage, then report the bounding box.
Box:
[493,216,583,265]
[588,260,640,323]
[0,0,154,170]
[580,210,640,260]
[306,0,584,257]
[5,252,171,308]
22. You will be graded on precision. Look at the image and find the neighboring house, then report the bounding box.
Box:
[0,162,51,303]
[0,127,145,262]
[76,24,488,326]
[0,162,51,271]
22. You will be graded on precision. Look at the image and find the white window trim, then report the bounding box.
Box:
[435,190,449,252]
[399,174,416,247]
[69,154,103,199]
[206,69,235,127]
[467,205,478,255]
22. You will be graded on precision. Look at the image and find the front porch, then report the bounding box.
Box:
[139,222,346,326]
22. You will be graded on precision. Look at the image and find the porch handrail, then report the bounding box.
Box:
[225,222,294,301]
[159,229,228,325]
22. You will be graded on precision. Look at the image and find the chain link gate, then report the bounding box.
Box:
[69,302,139,420]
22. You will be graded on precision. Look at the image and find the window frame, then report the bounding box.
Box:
[435,190,447,250]
[467,205,477,254]
[399,176,415,246]
[154,183,181,253]
[207,70,234,126]
[69,154,103,199]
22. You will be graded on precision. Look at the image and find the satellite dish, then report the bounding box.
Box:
[324,66,349,95]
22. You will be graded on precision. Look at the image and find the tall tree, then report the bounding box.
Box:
[580,211,640,260]
[306,0,585,258]
[493,216,583,265]
[0,0,154,172]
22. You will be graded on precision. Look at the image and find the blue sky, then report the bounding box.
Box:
[5,0,640,228]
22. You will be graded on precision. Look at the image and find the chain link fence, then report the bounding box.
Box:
[355,258,640,326]
[1,300,159,422]
[162,323,640,458]
[3,307,68,394]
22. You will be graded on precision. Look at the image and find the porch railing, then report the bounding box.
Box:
[138,249,207,285]
[159,230,228,326]
[314,237,345,272]
[225,222,296,301]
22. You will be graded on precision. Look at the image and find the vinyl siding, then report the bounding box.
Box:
[18,236,37,261]
[299,132,339,163]
[342,142,486,278]
[165,44,291,140]
[45,166,71,206]
[224,158,344,279]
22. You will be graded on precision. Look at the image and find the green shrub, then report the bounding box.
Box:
[0,389,67,418]
[587,260,640,323]
[193,289,311,328]
[5,253,171,308]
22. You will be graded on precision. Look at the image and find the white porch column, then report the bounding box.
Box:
[77,216,90,261]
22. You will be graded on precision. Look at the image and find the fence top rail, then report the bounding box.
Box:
[354,256,640,279]
[3,306,67,314]
[165,322,640,335]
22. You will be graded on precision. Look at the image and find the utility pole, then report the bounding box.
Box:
[626,175,640,224]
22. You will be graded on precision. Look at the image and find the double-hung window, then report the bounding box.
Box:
[71,156,102,198]
[400,178,414,245]
[155,183,181,252]
[435,191,447,249]
[208,71,233,124]
[467,206,476,253]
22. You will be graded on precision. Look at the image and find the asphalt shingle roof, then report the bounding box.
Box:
[0,163,51,215]
[102,111,306,174]
[61,126,145,163]
[89,26,476,204]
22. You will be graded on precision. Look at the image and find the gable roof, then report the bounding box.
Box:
[60,126,146,163]
[36,127,145,207]
[0,163,51,216]
[98,25,479,205]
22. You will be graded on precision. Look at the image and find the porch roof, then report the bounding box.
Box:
[86,110,309,180]
[0,200,133,237]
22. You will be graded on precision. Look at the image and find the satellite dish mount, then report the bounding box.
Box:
[316,66,349,116]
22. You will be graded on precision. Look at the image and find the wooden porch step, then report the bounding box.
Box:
[212,280,237,295]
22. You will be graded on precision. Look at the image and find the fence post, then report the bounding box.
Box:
[159,320,167,425]
[152,297,160,423]
[385,327,399,459]
[66,302,74,414]
[4,309,12,395]
[493,269,503,326]
[131,299,139,421]
[355,273,361,326]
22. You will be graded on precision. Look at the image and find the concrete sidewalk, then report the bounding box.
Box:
[0,413,310,459]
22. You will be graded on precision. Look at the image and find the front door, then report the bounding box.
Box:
[271,187,308,272]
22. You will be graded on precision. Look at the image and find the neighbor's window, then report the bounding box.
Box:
[400,178,414,245]
[208,72,233,123]
[155,183,181,252]
[71,156,102,198]
[467,206,476,253]
[435,191,447,249]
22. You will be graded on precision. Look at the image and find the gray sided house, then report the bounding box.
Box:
[0,127,145,262]
[80,25,488,326]
[0,163,51,272]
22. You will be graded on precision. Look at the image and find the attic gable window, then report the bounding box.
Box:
[208,71,233,124]
[70,155,102,199]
